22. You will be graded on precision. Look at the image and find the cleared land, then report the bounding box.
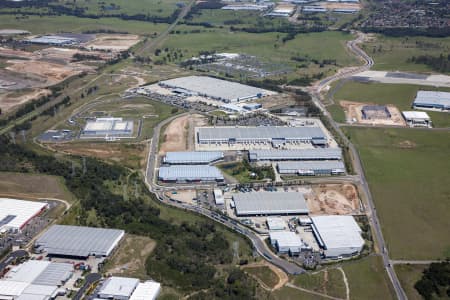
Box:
[0,172,74,201]
[84,34,141,51]
[105,234,156,280]
[395,264,428,300]
[331,81,450,127]
[290,268,347,299]
[361,34,450,72]
[340,100,406,126]
[344,127,450,259]
[305,183,360,215]
[0,88,51,113]
[272,286,331,300]
[343,256,396,300]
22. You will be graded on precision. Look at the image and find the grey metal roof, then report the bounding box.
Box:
[413,91,450,109]
[32,262,73,286]
[160,76,269,102]
[163,151,224,164]
[158,165,224,181]
[198,126,326,142]
[233,192,309,216]
[277,160,345,171]
[249,148,341,161]
[35,225,124,258]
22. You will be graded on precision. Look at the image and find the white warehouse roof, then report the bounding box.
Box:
[233,192,308,216]
[269,231,303,253]
[402,111,430,120]
[249,148,342,161]
[160,76,272,102]
[413,90,450,109]
[158,165,224,182]
[130,281,161,300]
[163,151,224,164]
[267,217,287,230]
[98,277,139,299]
[311,216,364,257]
[35,225,125,258]
[0,198,48,233]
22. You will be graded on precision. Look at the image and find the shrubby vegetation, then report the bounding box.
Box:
[414,261,450,300]
[408,54,450,73]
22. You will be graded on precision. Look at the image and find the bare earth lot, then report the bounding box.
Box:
[84,34,141,51]
[0,88,51,113]
[340,100,406,126]
[305,183,361,215]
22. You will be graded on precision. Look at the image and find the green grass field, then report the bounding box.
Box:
[291,268,347,299]
[344,127,450,259]
[343,256,396,300]
[395,264,428,300]
[331,81,450,127]
[362,34,450,72]
[272,286,330,300]
[244,266,279,289]
[0,15,167,35]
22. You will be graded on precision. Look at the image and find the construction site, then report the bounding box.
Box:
[339,100,406,126]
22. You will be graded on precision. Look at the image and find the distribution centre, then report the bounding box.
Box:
[158,165,224,182]
[163,151,224,165]
[248,148,342,161]
[277,161,346,176]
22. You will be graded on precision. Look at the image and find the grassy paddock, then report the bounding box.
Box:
[243,266,279,289]
[332,81,450,127]
[344,127,450,259]
[291,268,346,299]
[395,264,428,300]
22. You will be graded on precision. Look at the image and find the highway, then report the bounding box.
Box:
[309,31,407,300]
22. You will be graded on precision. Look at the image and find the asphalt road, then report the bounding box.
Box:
[73,272,102,300]
[0,249,28,272]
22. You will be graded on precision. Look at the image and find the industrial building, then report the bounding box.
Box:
[412,90,450,111]
[248,148,342,161]
[361,105,391,120]
[0,260,73,300]
[402,111,432,128]
[269,231,304,255]
[302,6,327,13]
[266,217,287,231]
[0,198,48,233]
[197,126,327,146]
[158,165,224,182]
[311,216,364,258]
[163,151,224,165]
[35,225,125,258]
[232,192,309,216]
[129,281,161,300]
[27,35,79,45]
[213,189,225,205]
[159,76,271,103]
[81,118,134,138]
[277,161,346,176]
[98,277,139,300]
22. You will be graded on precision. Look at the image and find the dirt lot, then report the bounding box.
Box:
[164,189,196,204]
[257,93,297,110]
[0,88,51,113]
[50,142,147,169]
[84,34,140,51]
[106,234,156,280]
[0,172,74,201]
[159,114,207,154]
[305,183,361,215]
[0,47,33,59]
[340,100,406,126]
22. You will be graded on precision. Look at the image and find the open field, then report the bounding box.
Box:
[361,34,450,72]
[331,81,450,127]
[395,264,428,300]
[344,127,450,259]
[0,15,167,35]
[243,265,281,290]
[343,256,396,300]
[306,183,360,215]
[290,268,347,299]
[105,234,156,280]
[272,286,330,300]
[340,100,406,126]
[0,171,75,201]
[0,88,51,113]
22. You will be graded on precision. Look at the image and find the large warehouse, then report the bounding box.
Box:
[163,151,224,165]
[197,126,327,146]
[311,216,364,258]
[0,198,48,233]
[249,148,342,161]
[277,161,346,176]
[81,117,134,138]
[412,90,450,111]
[97,277,161,300]
[0,260,73,299]
[35,225,125,258]
[269,231,304,255]
[159,76,271,103]
[232,191,309,216]
[402,111,432,128]
[158,165,224,182]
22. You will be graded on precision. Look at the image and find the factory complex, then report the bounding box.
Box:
[232,191,309,216]
[311,216,364,257]
[35,225,125,258]
[249,148,342,161]
[163,151,224,165]
[97,277,160,300]
[159,76,272,103]
[277,160,346,176]
[269,231,305,255]
[0,198,48,233]
[158,165,224,183]
[0,260,73,300]
[81,117,134,139]
[412,90,450,111]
